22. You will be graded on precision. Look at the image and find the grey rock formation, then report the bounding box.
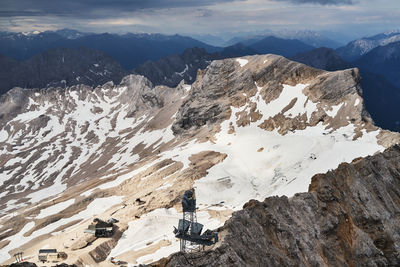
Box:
[154,145,400,267]
[171,54,366,136]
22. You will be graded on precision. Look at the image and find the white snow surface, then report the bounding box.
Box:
[110,82,384,261]
[109,208,221,265]
[0,84,176,205]
[326,102,344,117]
[236,58,248,67]
[36,199,75,219]
[0,196,123,263]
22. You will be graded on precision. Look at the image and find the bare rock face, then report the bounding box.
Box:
[172,54,368,136]
[155,145,400,267]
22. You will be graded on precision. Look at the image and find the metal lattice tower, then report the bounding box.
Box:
[180,206,201,252]
[174,190,218,253]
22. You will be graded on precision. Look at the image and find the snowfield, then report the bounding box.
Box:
[108,83,384,263]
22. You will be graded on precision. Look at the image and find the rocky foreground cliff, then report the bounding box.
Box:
[155,145,400,267]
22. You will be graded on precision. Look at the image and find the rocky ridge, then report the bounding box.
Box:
[155,144,400,267]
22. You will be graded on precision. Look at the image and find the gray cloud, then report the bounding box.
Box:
[275,0,355,5]
[0,0,241,18]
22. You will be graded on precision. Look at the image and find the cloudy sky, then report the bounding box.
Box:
[0,0,399,41]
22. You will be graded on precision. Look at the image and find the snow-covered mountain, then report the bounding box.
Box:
[0,54,399,265]
[336,30,400,61]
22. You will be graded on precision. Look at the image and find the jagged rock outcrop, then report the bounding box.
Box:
[154,145,400,267]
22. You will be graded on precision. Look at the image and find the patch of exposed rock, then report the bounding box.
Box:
[154,145,400,267]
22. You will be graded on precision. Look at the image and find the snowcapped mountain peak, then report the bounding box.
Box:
[337,31,400,61]
[0,54,399,265]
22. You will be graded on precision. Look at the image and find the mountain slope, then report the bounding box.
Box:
[0,54,398,265]
[157,144,400,266]
[248,36,314,57]
[57,33,219,69]
[0,47,127,95]
[359,71,400,132]
[132,45,257,88]
[133,47,217,87]
[291,47,350,71]
[289,46,400,132]
[225,30,342,48]
[0,31,219,69]
[354,41,400,88]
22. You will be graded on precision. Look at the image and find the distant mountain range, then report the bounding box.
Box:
[224,29,343,49]
[353,41,400,88]
[0,47,127,96]
[290,47,350,71]
[0,30,219,69]
[0,29,399,131]
[0,31,316,92]
[292,42,400,132]
[336,31,400,61]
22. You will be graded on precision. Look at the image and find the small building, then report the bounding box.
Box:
[84,218,114,237]
[38,249,59,263]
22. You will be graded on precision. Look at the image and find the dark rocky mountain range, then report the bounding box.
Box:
[0,47,127,96]
[354,41,400,88]
[292,46,400,132]
[358,72,400,132]
[290,47,350,71]
[0,30,219,69]
[336,30,400,61]
[225,30,342,49]
[155,144,400,267]
[246,36,314,57]
[0,31,65,61]
[132,39,312,88]
[132,44,259,88]
[133,47,217,88]
[218,42,258,58]
[57,33,219,70]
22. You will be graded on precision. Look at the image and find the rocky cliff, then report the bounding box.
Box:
[155,144,400,267]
